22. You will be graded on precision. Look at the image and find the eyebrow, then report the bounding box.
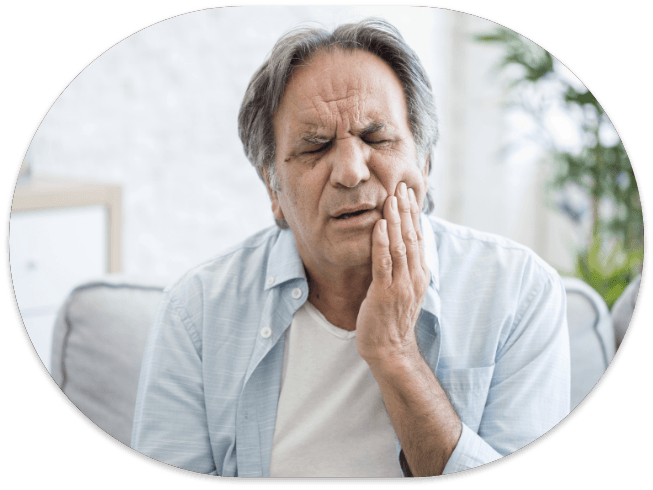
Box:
[301,135,331,145]
[359,122,386,137]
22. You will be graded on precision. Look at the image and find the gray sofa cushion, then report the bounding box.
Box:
[611,274,641,348]
[51,277,166,447]
[562,276,615,411]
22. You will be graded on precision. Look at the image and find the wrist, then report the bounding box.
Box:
[363,341,424,377]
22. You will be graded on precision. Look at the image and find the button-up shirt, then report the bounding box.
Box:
[131,215,570,477]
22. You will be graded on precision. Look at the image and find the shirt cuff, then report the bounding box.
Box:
[442,423,503,475]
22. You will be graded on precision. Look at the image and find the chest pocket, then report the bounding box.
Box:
[437,365,495,433]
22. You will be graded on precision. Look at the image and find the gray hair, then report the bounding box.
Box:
[238,18,438,228]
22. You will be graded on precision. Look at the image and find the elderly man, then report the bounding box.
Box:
[131,19,570,477]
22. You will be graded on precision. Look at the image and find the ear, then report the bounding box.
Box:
[261,167,285,221]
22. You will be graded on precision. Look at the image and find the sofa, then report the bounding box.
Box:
[49,274,627,448]
[50,276,167,447]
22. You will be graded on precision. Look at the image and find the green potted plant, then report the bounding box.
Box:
[476,27,643,308]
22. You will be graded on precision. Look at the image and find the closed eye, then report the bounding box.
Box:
[363,137,390,146]
[304,142,332,154]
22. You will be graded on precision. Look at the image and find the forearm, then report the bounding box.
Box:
[368,349,462,477]
[357,185,461,475]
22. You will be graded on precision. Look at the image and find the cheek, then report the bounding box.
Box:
[287,168,327,209]
[278,190,296,219]
[376,158,426,195]
[278,181,311,224]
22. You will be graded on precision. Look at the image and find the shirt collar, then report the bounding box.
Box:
[264,228,307,290]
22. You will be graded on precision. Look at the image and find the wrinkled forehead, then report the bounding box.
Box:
[274,49,410,136]
[286,48,406,102]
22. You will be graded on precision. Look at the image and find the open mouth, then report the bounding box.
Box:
[335,209,369,220]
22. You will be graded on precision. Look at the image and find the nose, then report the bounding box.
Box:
[328,138,371,188]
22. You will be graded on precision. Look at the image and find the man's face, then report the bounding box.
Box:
[268,48,429,272]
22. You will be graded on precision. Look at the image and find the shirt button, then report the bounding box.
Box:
[260,326,272,338]
[292,288,302,299]
[266,276,275,286]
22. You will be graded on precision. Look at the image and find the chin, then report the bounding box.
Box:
[329,241,373,268]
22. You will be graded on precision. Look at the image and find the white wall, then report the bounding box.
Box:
[22,6,578,282]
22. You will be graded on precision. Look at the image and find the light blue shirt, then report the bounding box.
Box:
[132,215,570,477]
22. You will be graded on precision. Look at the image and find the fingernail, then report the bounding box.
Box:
[379,219,387,234]
[398,182,407,198]
[391,196,397,212]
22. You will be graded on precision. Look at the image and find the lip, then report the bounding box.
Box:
[331,204,377,219]
[329,206,380,229]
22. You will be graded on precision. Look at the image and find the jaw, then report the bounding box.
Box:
[323,227,375,269]
[293,224,374,281]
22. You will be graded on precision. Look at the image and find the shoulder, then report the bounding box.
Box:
[427,215,559,286]
[425,217,563,320]
[162,226,282,319]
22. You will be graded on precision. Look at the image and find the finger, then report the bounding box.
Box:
[371,219,393,289]
[408,188,428,274]
[408,188,422,243]
[396,182,421,278]
[384,193,408,280]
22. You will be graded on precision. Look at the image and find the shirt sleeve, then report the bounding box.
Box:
[442,274,571,475]
[131,291,219,475]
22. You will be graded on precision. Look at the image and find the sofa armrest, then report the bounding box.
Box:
[51,276,167,446]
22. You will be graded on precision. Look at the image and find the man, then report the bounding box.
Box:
[131,19,570,477]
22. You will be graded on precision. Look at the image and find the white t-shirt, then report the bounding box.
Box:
[269,302,403,478]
